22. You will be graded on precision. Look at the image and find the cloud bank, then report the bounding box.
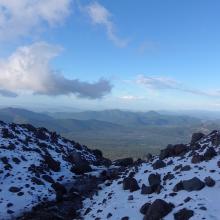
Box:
[0,42,112,99]
[84,2,128,47]
[136,75,220,98]
[0,0,71,40]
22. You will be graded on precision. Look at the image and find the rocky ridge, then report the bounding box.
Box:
[0,121,110,219]
[82,131,220,220]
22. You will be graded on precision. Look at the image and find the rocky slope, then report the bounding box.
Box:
[1,120,220,220]
[82,131,220,220]
[0,121,110,220]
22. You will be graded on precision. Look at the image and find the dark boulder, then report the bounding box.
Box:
[9,186,21,193]
[128,195,133,200]
[2,128,15,139]
[51,182,67,202]
[35,128,48,140]
[159,144,188,160]
[140,202,151,215]
[43,154,61,172]
[152,159,166,170]
[173,144,188,156]
[71,162,92,175]
[174,177,205,192]
[173,181,184,192]
[191,133,204,145]
[181,165,191,171]
[211,133,220,146]
[182,177,205,192]
[42,175,54,184]
[148,173,161,188]
[67,152,83,164]
[143,199,174,220]
[184,197,192,203]
[69,176,99,197]
[191,154,204,164]
[163,173,175,181]
[204,176,215,187]
[141,184,153,195]
[92,149,103,158]
[174,208,194,220]
[173,164,182,171]
[159,147,171,160]
[51,182,67,195]
[203,147,217,161]
[123,177,140,192]
[100,168,122,181]
[31,177,44,185]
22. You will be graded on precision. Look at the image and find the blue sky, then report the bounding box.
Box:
[1,0,220,111]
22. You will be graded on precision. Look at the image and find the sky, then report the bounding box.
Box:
[1,0,220,111]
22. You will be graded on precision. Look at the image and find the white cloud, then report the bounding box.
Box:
[136,75,220,98]
[119,95,144,101]
[136,75,179,90]
[84,1,128,47]
[0,42,112,99]
[0,0,71,40]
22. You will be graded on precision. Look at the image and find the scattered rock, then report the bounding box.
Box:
[42,175,54,184]
[212,133,220,146]
[143,199,174,220]
[174,177,205,192]
[191,133,204,145]
[128,195,133,200]
[163,173,174,181]
[199,206,207,211]
[71,163,92,175]
[141,184,153,195]
[159,144,188,160]
[184,197,192,203]
[51,182,67,195]
[148,173,161,190]
[121,217,129,220]
[152,159,166,169]
[174,208,194,220]
[181,165,191,171]
[203,147,217,161]
[140,202,151,215]
[43,154,61,172]
[191,154,204,164]
[123,177,140,192]
[31,177,44,185]
[204,176,215,187]
[107,213,112,218]
[9,186,21,193]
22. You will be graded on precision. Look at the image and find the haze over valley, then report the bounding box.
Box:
[1,107,220,159]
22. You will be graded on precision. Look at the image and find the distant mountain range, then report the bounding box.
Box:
[0,107,218,159]
[48,109,201,127]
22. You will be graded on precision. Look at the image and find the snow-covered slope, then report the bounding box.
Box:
[0,121,108,220]
[82,131,220,220]
[1,119,220,220]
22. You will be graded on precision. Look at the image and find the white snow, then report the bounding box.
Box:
[0,121,102,220]
[82,134,220,220]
